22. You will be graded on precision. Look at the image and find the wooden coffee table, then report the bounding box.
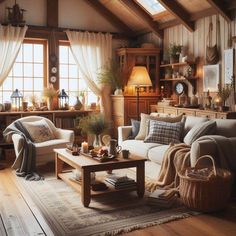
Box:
[54,148,146,207]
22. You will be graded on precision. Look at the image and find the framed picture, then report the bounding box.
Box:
[224,48,234,84]
[203,64,220,92]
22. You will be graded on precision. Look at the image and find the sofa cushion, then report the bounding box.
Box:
[183,116,208,136]
[120,139,160,158]
[135,113,183,140]
[215,119,236,137]
[22,119,55,143]
[144,120,183,145]
[128,119,140,139]
[184,120,216,145]
[148,145,169,165]
[35,139,70,155]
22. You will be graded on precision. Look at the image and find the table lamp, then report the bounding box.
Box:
[128,66,152,120]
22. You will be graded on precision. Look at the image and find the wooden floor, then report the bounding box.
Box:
[0,167,236,236]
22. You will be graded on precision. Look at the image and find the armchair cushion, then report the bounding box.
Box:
[22,119,55,143]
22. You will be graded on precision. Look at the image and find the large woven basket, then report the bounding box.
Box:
[178,155,232,212]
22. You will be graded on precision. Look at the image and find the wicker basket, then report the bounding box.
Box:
[178,155,232,212]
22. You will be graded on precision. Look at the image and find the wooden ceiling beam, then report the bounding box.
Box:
[47,0,58,28]
[153,10,172,21]
[86,0,135,38]
[158,0,194,32]
[120,0,163,39]
[206,0,232,22]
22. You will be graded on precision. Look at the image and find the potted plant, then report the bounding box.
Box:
[77,113,110,148]
[168,43,182,64]
[217,83,233,111]
[97,60,123,95]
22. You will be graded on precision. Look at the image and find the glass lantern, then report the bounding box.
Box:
[58,89,69,110]
[11,89,23,111]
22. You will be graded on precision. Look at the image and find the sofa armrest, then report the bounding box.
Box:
[12,133,24,157]
[118,126,132,145]
[190,139,217,167]
[55,129,75,143]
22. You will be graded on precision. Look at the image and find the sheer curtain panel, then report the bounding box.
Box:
[0,25,28,86]
[66,30,112,120]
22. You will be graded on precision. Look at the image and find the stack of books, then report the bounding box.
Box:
[147,189,178,208]
[105,174,136,190]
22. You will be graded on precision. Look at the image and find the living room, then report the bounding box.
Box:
[0,0,236,235]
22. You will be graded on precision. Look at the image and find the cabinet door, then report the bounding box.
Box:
[196,111,216,119]
[127,99,146,122]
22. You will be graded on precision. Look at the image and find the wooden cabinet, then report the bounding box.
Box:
[150,105,236,119]
[111,95,158,137]
[116,48,160,95]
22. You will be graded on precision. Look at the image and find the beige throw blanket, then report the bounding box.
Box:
[146,143,191,192]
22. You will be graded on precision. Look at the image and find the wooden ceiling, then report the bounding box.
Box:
[94,0,235,38]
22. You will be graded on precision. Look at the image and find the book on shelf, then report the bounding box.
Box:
[105,174,133,183]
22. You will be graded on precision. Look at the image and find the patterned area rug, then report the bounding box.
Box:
[17,172,197,236]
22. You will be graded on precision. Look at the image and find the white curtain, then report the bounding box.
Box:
[66,30,112,120]
[0,25,28,86]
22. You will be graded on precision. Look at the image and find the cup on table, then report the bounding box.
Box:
[121,149,130,159]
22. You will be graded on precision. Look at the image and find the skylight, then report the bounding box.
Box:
[137,0,166,15]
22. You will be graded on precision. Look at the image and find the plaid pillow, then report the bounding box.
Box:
[144,120,183,145]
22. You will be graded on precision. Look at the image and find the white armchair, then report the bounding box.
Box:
[12,116,74,167]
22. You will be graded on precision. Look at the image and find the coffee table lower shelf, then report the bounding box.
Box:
[58,172,137,197]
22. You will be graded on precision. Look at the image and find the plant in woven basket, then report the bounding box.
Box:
[43,83,59,110]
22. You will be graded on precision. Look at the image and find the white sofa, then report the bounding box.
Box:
[12,116,74,167]
[118,115,236,179]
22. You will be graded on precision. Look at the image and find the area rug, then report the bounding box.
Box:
[16,173,198,236]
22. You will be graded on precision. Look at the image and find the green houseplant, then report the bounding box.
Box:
[168,43,182,63]
[97,60,123,95]
[217,83,233,111]
[77,113,110,147]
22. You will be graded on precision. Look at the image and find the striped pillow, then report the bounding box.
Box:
[144,120,183,145]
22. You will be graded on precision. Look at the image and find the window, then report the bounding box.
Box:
[136,0,165,15]
[59,43,97,106]
[0,39,46,104]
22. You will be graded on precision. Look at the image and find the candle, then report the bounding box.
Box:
[81,141,88,153]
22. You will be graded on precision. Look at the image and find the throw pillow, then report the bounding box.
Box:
[22,119,55,143]
[128,119,140,139]
[135,113,184,140]
[144,120,183,145]
[184,120,216,145]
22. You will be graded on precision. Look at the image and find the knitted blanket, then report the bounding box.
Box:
[3,120,43,181]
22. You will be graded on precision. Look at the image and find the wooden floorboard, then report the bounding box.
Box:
[0,167,236,236]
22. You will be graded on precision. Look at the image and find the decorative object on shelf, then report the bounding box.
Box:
[204,90,212,109]
[43,83,59,110]
[174,82,187,95]
[97,59,124,94]
[81,141,89,153]
[179,91,188,107]
[11,89,23,111]
[78,113,110,149]
[4,102,11,112]
[58,89,69,110]
[217,83,233,111]
[191,94,198,107]
[203,64,220,92]
[168,43,182,64]
[213,95,223,111]
[74,96,83,110]
[6,0,26,25]
[22,101,28,112]
[0,104,4,112]
[127,66,152,120]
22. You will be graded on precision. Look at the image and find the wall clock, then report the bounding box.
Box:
[50,76,57,83]
[174,82,187,95]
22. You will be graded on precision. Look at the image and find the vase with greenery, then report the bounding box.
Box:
[168,43,182,63]
[217,83,233,111]
[43,83,59,110]
[97,60,123,95]
[77,113,110,148]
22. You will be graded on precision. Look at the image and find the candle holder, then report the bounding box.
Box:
[58,89,69,110]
